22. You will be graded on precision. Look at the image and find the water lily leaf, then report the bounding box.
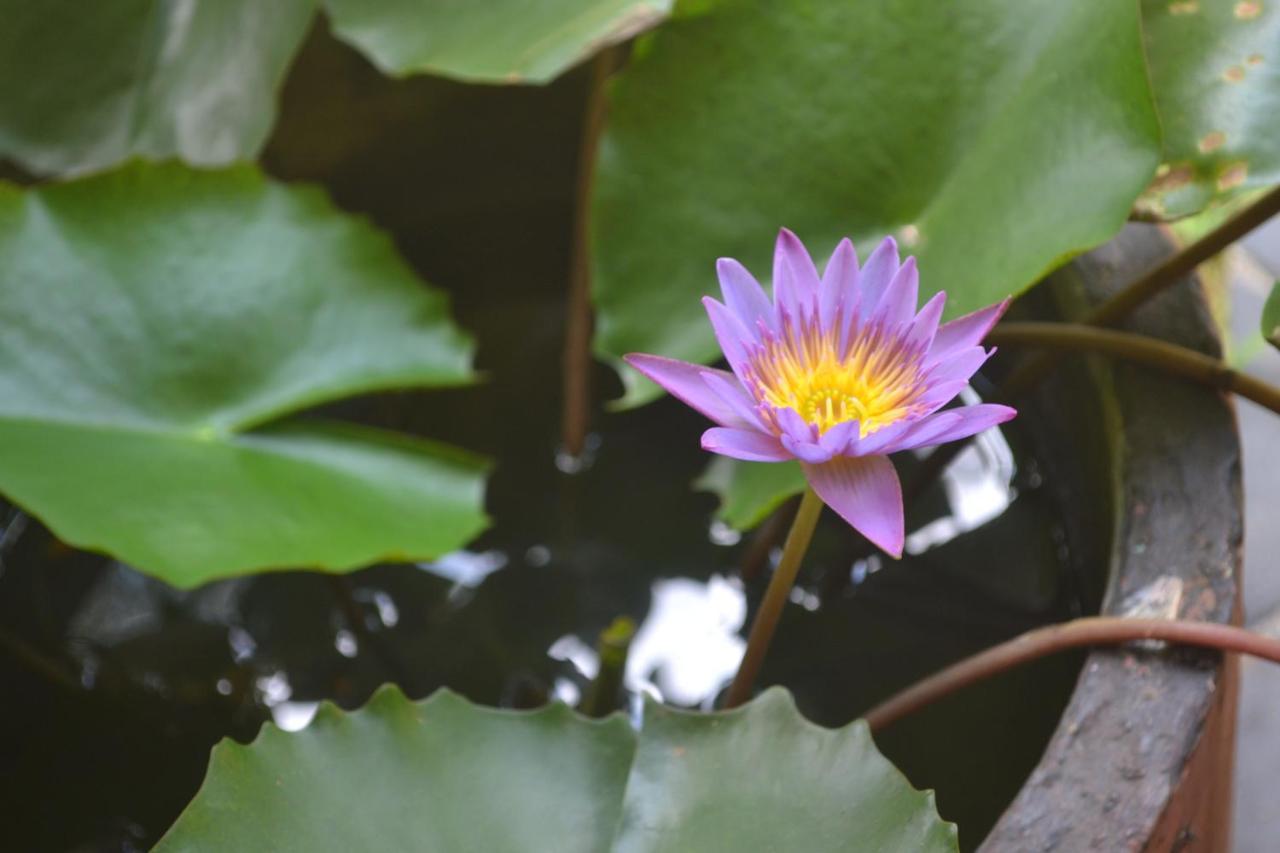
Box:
[156,686,957,851]
[0,0,316,176]
[593,0,1160,407]
[1265,281,1280,351]
[0,162,486,587]
[1137,0,1280,219]
[694,457,804,531]
[322,0,673,85]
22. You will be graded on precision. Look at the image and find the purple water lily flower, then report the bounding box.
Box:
[625,229,1016,558]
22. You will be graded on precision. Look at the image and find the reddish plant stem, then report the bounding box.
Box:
[865,616,1280,733]
[987,322,1280,415]
[902,186,1280,504]
[1002,184,1280,393]
[561,50,615,459]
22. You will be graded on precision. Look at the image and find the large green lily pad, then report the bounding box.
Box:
[0,0,316,176]
[0,162,487,587]
[323,0,673,84]
[593,0,1161,406]
[1138,0,1280,219]
[157,686,957,851]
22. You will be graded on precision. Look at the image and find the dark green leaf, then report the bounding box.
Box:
[593,0,1161,406]
[1264,281,1280,351]
[0,163,486,587]
[694,457,803,531]
[0,0,316,175]
[1138,0,1280,219]
[157,686,957,851]
[322,0,672,84]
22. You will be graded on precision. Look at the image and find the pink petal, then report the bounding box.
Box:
[818,420,859,455]
[781,434,834,463]
[701,370,766,430]
[623,355,753,429]
[820,238,859,327]
[858,237,900,314]
[915,348,993,414]
[907,291,947,352]
[774,406,818,444]
[924,346,992,385]
[914,379,971,415]
[847,420,911,456]
[772,228,821,320]
[702,427,791,462]
[703,296,755,377]
[890,404,1017,452]
[874,256,919,327]
[930,298,1009,361]
[802,455,904,558]
[717,258,774,331]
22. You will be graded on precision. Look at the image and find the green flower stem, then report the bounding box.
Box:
[724,485,824,709]
[583,616,636,718]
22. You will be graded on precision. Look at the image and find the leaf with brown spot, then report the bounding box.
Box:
[1140,0,1280,217]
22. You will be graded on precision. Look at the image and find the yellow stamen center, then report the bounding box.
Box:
[748,317,923,437]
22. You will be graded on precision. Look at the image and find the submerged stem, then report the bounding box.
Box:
[723,486,824,708]
[865,616,1280,733]
[560,49,615,459]
[582,616,636,718]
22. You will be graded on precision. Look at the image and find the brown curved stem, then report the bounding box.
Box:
[866,616,1280,733]
[903,187,1280,504]
[1004,184,1280,392]
[561,49,616,458]
[724,486,824,708]
[987,322,1280,415]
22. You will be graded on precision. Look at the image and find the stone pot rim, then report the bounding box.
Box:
[979,224,1243,850]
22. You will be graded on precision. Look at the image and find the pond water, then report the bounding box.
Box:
[0,24,1096,852]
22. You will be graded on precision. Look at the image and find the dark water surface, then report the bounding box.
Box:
[0,23,1094,852]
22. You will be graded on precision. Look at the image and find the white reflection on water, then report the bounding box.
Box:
[904,388,1017,555]
[334,629,358,658]
[272,701,320,732]
[626,575,746,709]
[548,634,599,679]
[545,575,748,710]
[417,550,509,588]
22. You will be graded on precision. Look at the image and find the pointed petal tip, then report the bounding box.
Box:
[803,455,904,559]
[989,403,1018,423]
[775,227,818,264]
